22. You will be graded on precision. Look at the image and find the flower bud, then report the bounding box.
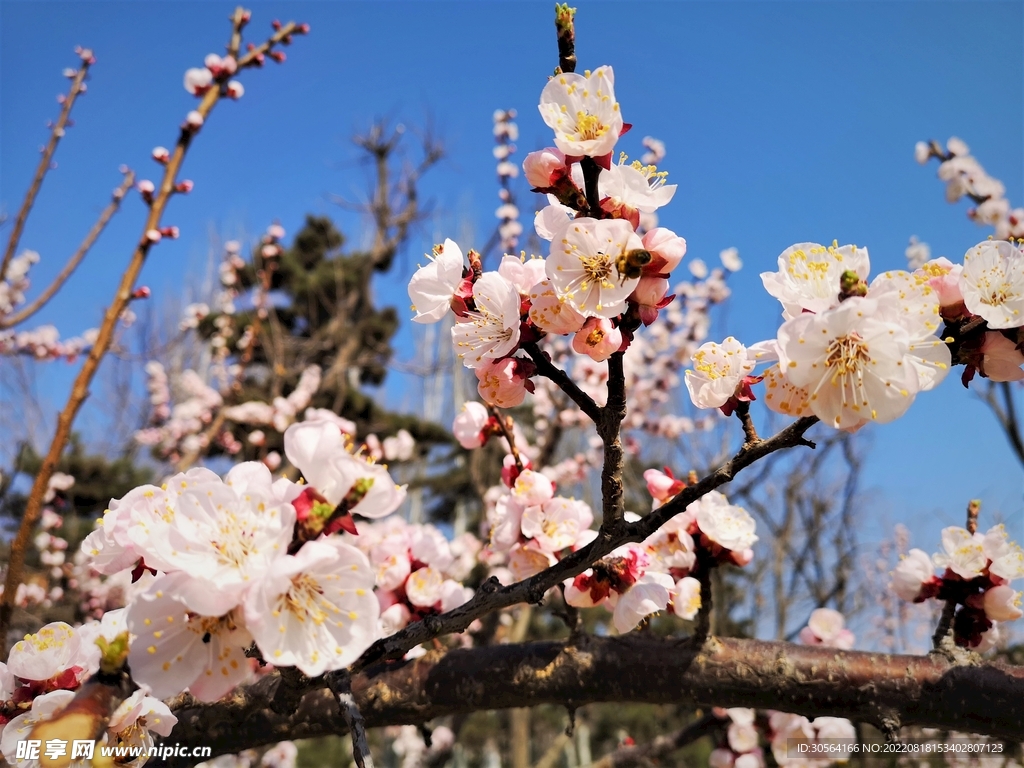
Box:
[523,147,566,188]
[185,110,204,130]
[132,286,152,300]
[160,226,180,239]
[145,229,162,243]
[226,80,245,99]
[151,146,170,164]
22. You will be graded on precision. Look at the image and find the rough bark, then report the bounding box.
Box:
[163,635,1024,764]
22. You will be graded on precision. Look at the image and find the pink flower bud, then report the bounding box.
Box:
[298,23,310,34]
[151,146,170,164]
[175,180,194,194]
[523,147,567,188]
[204,53,224,73]
[145,229,163,243]
[63,68,77,79]
[572,317,622,362]
[644,468,684,502]
[272,19,283,30]
[642,227,687,275]
[453,401,490,449]
[226,80,244,99]
[185,110,204,129]
[160,226,180,239]
[184,67,213,96]
[631,275,673,326]
[267,224,286,240]
[269,51,286,63]
[57,94,66,104]
[132,286,152,300]
[137,180,155,202]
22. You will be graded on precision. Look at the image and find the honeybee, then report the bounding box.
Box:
[615,248,651,284]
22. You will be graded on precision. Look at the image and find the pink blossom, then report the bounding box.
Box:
[476,358,530,408]
[630,275,672,325]
[643,468,684,502]
[523,147,567,188]
[453,401,491,449]
[979,332,1024,382]
[183,67,213,95]
[642,227,686,275]
[572,317,622,362]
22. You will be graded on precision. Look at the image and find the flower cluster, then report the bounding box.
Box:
[184,53,244,101]
[77,419,409,700]
[492,109,522,253]
[891,522,1024,650]
[341,517,479,636]
[0,324,99,361]
[686,241,965,431]
[409,65,686,410]
[0,619,176,768]
[916,137,1024,241]
[564,489,756,633]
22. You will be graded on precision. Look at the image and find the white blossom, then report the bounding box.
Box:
[546,218,643,318]
[408,239,465,324]
[960,240,1024,329]
[538,66,623,159]
[451,272,522,368]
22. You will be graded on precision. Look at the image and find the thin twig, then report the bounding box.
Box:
[0,10,306,655]
[1,170,136,329]
[735,400,760,447]
[1,57,92,281]
[488,404,524,471]
[327,671,375,768]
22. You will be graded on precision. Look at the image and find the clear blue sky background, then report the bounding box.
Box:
[2,1,1022,551]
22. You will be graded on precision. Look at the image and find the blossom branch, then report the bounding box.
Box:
[0,169,136,329]
[0,55,92,282]
[488,404,524,472]
[0,9,307,656]
[346,416,819,675]
[931,499,983,653]
[523,342,601,422]
[162,636,1024,761]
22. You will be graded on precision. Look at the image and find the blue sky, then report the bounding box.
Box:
[2,1,1022,548]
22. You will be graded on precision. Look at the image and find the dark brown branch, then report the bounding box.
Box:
[1,170,136,329]
[523,343,601,422]
[344,416,818,675]
[162,635,1024,763]
[1,57,91,281]
[597,352,627,534]
[327,672,375,768]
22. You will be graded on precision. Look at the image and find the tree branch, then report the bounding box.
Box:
[0,9,306,656]
[344,416,818,675]
[1,169,136,329]
[162,636,1024,763]
[1,56,92,281]
[523,343,601,423]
